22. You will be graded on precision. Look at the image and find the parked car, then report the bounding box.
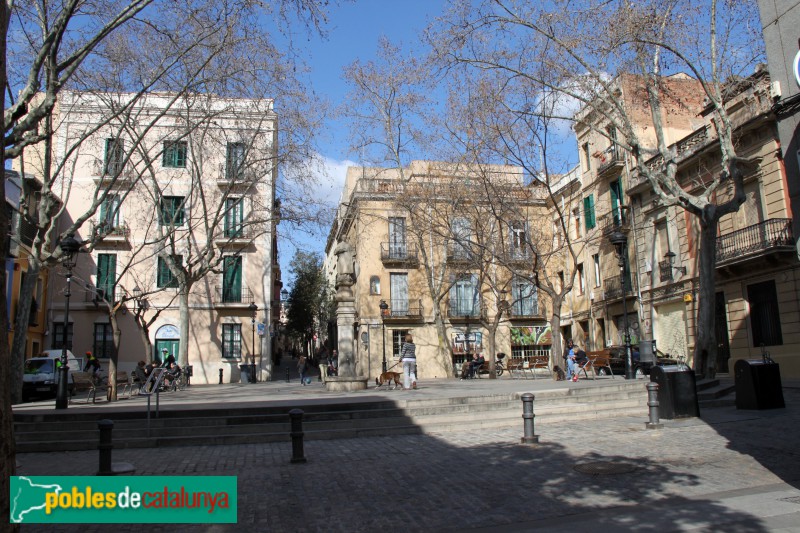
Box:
[595,346,680,378]
[22,350,83,401]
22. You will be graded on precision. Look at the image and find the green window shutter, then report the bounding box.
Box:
[226,143,245,180]
[224,198,243,237]
[157,255,181,288]
[160,196,185,226]
[163,141,187,168]
[584,195,596,230]
[222,256,242,302]
[97,254,116,300]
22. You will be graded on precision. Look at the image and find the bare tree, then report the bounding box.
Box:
[430,0,765,376]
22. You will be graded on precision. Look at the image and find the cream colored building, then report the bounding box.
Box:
[17,91,280,384]
[325,161,553,379]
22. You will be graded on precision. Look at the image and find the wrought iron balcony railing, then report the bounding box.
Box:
[382,299,423,320]
[508,302,545,319]
[598,206,630,236]
[380,242,419,265]
[91,220,130,240]
[446,243,476,263]
[716,218,794,265]
[447,297,485,319]
[214,286,255,305]
[596,145,625,179]
[602,274,636,300]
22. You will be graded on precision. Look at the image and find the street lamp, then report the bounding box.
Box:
[56,234,81,409]
[664,251,687,276]
[379,300,389,373]
[280,288,288,301]
[608,230,635,380]
[249,302,258,383]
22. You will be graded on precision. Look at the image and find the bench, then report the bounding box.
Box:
[109,371,131,399]
[583,350,614,380]
[71,371,103,403]
[507,356,550,379]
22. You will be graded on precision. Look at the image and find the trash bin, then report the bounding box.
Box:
[734,359,785,410]
[650,365,699,419]
[639,340,656,364]
[247,363,257,383]
[238,364,250,384]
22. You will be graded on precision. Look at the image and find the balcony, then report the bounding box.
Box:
[508,302,546,320]
[658,260,676,283]
[503,248,532,266]
[716,218,794,266]
[91,159,134,184]
[381,299,423,323]
[598,206,631,237]
[446,243,476,264]
[214,286,255,306]
[216,164,255,190]
[602,274,637,301]
[596,145,625,179]
[447,297,486,321]
[91,220,130,243]
[380,242,419,267]
[214,225,253,247]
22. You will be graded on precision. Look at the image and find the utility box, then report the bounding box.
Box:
[650,365,699,419]
[734,359,785,410]
[639,339,656,364]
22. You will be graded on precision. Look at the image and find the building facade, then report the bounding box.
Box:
[16,91,279,385]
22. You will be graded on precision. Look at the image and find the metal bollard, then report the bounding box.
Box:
[520,393,539,444]
[289,409,307,463]
[97,419,114,475]
[219,368,224,384]
[645,382,663,429]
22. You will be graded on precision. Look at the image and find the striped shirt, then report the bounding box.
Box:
[400,342,416,361]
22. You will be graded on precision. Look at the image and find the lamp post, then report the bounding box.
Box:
[56,234,81,409]
[249,302,258,383]
[379,300,389,373]
[608,230,635,380]
[664,251,687,276]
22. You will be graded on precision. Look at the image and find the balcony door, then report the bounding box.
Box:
[452,217,471,259]
[512,277,536,316]
[610,177,624,225]
[222,256,242,302]
[451,274,479,316]
[388,217,406,258]
[390,273,408,316]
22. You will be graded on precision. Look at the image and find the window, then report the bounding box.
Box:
[582,142,591,172]
[157,255,181,288]
[593,254,601,287]
[557,271,564,292]
[160,196,185,226]
[93,323,114,359]
[450,274,479,316]
[573,208,581,239]
[451,217,472,259]
[583,195,596,230]
[222,324,242,358]
[391,330,409,358]
[163,141,187,168]
[510,221,528,258]
[226,142,246,180]
[224,197,244,238]
[656,220,669,258]
[369,276,381,295]
[390,273,409,316]
[610,178,624,225]
[222,255,243,303]
[52,322,73,350]
[99,194,121,230]
[96,254,117,301]
[577,263,585,294]
[104,138,124,175]
[388,217,407,258]
[747,280,783,346]
[511,277,537,316]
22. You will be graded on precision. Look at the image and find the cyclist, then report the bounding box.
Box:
[83,351,101,381]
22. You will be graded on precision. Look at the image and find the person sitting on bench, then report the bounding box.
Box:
[462,352,485,379]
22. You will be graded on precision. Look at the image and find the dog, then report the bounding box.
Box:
[375,371,402,390]
[553,365,566,381]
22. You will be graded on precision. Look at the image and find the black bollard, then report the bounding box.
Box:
[219,368,224,385]
[645,382,663,429]
[97,419,114,475]
[520,393,539,444]
[289,408,307,463]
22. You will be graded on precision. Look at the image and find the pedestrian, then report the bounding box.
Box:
[399,333,417,390]
[318,346,329,383]
[329,350,338,376]
[563,339,576,381]
[83,351,101,381]
[298,355,309,385]
[161,348,176,366]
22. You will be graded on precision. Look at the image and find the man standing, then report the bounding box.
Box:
[318,346,329,383]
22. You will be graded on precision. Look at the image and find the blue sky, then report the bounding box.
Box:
[278,1,447,283]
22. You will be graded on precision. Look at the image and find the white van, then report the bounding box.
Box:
[22,350,83,401]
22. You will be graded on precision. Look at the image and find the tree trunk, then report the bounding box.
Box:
[178,287,190,368]
[431,304,454,376]
[549,297,564,369]
[10,262,40,404]
[108,313,121,401]
[694,210,719,378]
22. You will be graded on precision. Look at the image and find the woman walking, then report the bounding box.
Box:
[400,333,417,390]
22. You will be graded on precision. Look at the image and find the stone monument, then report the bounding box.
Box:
[326,242,368,391]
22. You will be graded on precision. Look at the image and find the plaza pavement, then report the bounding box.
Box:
[12,372,800,532]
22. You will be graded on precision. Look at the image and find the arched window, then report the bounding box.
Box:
[369,276,381,295]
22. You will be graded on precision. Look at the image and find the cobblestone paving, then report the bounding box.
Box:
[16,389,800,532]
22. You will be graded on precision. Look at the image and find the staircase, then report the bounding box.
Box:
[14,382,649,452]
[696,376,736,408]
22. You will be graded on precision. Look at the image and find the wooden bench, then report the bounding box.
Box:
[583,350,614,380]
[507,356,550,379]
[109,371,131,399]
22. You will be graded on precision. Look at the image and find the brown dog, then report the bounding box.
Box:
[375,371,402,389]
[553,365,566,381]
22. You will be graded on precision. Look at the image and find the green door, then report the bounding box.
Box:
[222,256,242,302]
[154,339,180,362]
[610,178,624,225]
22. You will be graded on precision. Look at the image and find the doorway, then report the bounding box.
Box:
[715,291,731,373]
[154,339,180,362]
